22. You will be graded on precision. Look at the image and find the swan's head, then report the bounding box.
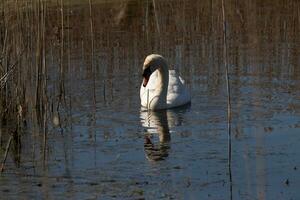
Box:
[142,54,167,87]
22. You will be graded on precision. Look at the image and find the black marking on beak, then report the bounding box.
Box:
[142,67,152,87]
[142,67,152,78]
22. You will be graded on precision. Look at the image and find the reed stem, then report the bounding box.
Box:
[59,0,65,103]
[0,134,12,173]
[221,0,233,199]
[89,0,96,104]
[152,0,161,36]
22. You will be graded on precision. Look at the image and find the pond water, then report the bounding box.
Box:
[0,0,300,199]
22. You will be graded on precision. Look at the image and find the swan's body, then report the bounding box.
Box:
[140,54,191,110]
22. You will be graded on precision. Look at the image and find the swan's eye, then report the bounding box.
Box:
[142,67,152,78]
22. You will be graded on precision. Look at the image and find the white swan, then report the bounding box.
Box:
[140,54,191,110]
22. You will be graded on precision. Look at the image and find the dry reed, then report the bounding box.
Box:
[221,0,233,199]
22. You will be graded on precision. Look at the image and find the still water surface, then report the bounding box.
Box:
[1,0,300,199]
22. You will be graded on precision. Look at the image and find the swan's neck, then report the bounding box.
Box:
[157,66,169,93]
[151,64,169,109]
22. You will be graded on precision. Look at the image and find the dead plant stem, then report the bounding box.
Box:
[221,0,233,199]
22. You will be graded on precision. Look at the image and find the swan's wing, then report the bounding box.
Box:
[167,70,191,106]
[168,70,185,94]
[140,70,191,108]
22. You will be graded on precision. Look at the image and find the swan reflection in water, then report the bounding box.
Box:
[140,105,190,161]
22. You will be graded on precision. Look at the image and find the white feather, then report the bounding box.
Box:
[140,70,191,109]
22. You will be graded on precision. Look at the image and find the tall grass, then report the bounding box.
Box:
[0,0,299,172]
[0,0,51,171]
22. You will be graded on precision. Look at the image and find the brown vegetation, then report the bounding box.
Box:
[0,0,299,171]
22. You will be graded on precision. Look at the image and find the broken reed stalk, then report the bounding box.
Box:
[221,0,233,199]
[0,135,13,173]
